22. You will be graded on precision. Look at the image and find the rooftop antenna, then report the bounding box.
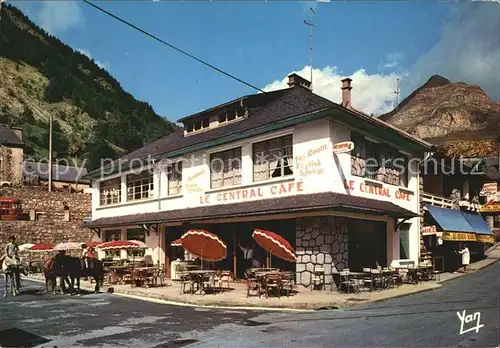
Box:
[393,77,400,111]
[304,7,316,90]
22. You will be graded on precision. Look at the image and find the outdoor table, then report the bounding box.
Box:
[186,270,218,294]
[108,265,131,285]
[133,267,159,287]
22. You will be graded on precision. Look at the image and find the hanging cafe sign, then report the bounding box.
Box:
[441,232,495,243]
[479,201,500,213]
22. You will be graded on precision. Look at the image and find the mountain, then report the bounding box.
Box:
[0,5,178,170]
[380,75,500,157]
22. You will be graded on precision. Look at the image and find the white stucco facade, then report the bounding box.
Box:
[91,118,422,267]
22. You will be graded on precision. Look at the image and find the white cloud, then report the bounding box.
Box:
[382,52,404,69]
[405,3,500,100]
[263,66,402,116]
[76,48,109,70]
[38,1,84,35]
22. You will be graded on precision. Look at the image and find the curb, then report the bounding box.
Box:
[437,258,499,284]
[20,276,443,312]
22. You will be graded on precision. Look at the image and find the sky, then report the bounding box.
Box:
[12,0,500,123]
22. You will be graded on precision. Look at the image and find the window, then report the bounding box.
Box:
[104,229,121,242]
[399,223,411,259]
[126,171,154,201]
[351,132,408,187]
[168,162,182,195]
[253,135,293,182]
[127,228,146,242]
[494,215,500,228]
[218,109,242,124]
[185,117,210,133]
[210,147,242,188]
[99,178,122,206]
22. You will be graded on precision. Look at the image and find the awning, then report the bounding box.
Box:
[425,205,472,233]
[425,205,495,243]
[84,192,418,229]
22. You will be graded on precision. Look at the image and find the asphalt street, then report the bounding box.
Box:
[0,262,499,348]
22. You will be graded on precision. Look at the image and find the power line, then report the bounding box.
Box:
[82,0,266,94]
[82,0,319,114]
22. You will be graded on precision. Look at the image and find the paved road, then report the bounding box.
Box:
[1,262,499,347]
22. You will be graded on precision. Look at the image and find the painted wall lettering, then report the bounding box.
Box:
[343,179,412,201]
[294,144,327,177]
[185,169,206,193]
[199,181,304,205]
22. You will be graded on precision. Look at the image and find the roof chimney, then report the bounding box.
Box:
[287,73,312,91]
[341,78,352,109]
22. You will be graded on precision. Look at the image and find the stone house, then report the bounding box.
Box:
[0,124,24,186]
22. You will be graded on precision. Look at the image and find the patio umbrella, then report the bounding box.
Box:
[97,240,146,250]
[30,243,54,252]
[180,230,227,268]
[85,241,102,248]
[54,242,82,251]
[252,229,297,267]
[18,243,35,252]
[170,238,182,247]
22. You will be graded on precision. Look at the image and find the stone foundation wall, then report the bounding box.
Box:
[0,186,93,245]
[295,216,348,288]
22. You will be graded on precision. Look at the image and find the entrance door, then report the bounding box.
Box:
[348,220,387,271]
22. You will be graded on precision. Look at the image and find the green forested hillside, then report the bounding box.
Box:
[0,5,178,169]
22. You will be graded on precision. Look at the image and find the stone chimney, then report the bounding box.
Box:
[11,126,23,140]
[341,78,352,109]
[287,73,312,91]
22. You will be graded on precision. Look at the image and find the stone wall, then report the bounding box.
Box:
[0,186,93,245]
[295,216,348,288]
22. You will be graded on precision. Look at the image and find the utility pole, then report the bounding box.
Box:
[48,113,52,191]
[394,77,401,111]
[304,7,315,90]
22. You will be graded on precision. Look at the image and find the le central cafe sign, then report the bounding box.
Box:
[343,179,413,201]
[199,181,304,204]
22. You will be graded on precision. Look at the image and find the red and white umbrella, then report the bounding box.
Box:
[180,230,227,262]
[97,240,146,251]
[30,243,54,252]
[170,238,182,247]
[54,242,83,251]
[252,229,297,263]
[85,241,102,248]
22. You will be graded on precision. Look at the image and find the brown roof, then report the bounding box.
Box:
[86,86,433,178]
[0,124,23,147]
[83,192,417,228]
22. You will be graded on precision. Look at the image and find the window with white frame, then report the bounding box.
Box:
[126,171,154,201]
[168,162,183,195]
[99,177,122,206]
[210,147,242,188]
[253,135,293,182]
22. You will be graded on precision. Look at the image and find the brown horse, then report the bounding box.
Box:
[43,256,57,294]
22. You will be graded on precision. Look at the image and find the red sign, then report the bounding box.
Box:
[333,141,354,154]
[422,225,437,233]
[199,181,304,204]
[482,182,498,194]
[343,179,412,201]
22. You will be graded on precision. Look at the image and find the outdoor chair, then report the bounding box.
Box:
[156,264,165,286]
[362,268,374,292]
[244,271,261,298]
[179,272,195,295]
[216,270,234,290]
[201,274,217,295]
[264,273,281,298]
[311,267,325,291]
[281,271,294,297]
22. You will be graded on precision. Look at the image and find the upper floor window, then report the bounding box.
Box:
[168,162,182,195]
[210,147,242,189]
[494,215,500,229]
[218,109,243,124]
[126,171,154,202]
[185,117,210,134]
[351,132,408,187]
[253,135,293,182]
[99,177,122,206]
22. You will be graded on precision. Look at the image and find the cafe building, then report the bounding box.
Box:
[83,75,434,288]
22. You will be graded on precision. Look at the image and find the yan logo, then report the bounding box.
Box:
[456,310,484,335]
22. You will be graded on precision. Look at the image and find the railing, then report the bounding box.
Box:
[422,193,453,208]
[422,193,481,211]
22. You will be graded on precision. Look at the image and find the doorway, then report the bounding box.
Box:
[348,219,387,271]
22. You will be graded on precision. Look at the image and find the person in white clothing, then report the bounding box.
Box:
[458,243,470,273]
